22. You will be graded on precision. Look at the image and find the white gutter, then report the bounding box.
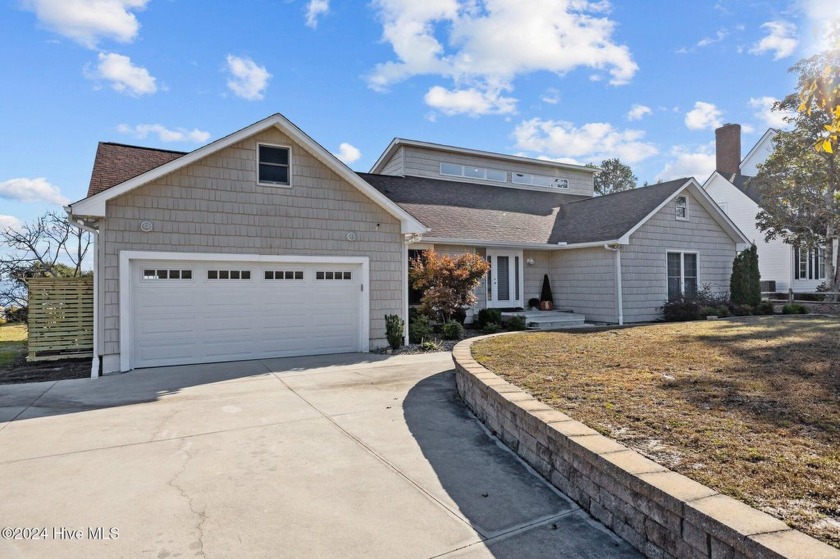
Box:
[604,244,624,326]
[66,210,100,379]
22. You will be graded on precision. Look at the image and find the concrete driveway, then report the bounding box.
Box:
[0,352,638,558]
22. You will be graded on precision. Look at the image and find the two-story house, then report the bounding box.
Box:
[67,114,748,374]
[703,124,828,292]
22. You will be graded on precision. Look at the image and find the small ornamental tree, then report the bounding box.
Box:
[409,249,489,322]
[730,245,761,306]
[540,274,554,304]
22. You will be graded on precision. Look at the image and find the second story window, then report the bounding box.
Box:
[258,144,290,186]
[440,163,506,183]
[675,196,688,220]
[512,173,568,189]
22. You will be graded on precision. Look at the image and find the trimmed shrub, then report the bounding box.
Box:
[442,320,464,340]
[540,274,554,304]
[409,315,433,344]
[782,304,810,314]
[482,322,502,334]
[729,303,754,316]
[755,301,775,315]
[662,298,702,321]
[506,316,527,331]
[476,308,502,329]
[384,314,404,350]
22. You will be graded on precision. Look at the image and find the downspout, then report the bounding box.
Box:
[604,245,624,326]
[68,214,100,379]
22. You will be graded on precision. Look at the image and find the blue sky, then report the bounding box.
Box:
[1,0,838,231]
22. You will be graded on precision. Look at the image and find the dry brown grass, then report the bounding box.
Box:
[472,316,840,548]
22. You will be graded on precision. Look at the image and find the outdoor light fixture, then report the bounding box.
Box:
[526,257,535,266]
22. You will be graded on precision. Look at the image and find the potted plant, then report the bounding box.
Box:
[540,274,554,311]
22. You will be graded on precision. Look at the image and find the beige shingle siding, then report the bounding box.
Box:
[622,192,736,323]
[398,146,595,197]
[100,127,402,356]
[524,250,550,305]
[550,248,617,323]
[381,146,405,176]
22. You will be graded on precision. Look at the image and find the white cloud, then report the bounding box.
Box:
[117,123,211,143]
[86,52,156,95]
[368,0,637,115]
[749,21,798,60]
[22,0,148,48]
[748,96,794,129]
[424,85,517,116]
[225,55,271,101]
[656,144,716,182]
[697,28,727,48]
[0,178,69,206]
[0,215,23,232]
[305,0,330,28]
[626,104,652,121]
[513,118,658,165]
[684,101,723,131]
[541,88,561,105]
[333,143,361,165]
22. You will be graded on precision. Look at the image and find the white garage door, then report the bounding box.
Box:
[130,259,363,369]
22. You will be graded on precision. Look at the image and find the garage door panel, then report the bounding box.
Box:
[131,259,364,369]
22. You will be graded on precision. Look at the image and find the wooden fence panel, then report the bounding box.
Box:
[27,277,93,361]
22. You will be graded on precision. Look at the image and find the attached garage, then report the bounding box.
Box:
[120,252,369,370]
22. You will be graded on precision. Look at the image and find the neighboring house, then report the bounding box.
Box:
[67,114,748,375]
[703,124,827,292]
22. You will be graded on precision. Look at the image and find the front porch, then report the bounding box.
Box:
[501,309,587,330]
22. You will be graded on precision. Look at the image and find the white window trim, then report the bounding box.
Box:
[119,251,370,372]
[512,172,569,189]
[256,142,292,188]
[675,196,689,221]
[666,250,699,299]
[439,162,507,183]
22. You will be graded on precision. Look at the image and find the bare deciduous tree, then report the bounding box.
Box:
[0,211,92,313]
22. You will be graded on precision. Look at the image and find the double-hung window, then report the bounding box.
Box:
[258,144,290,186]
[794,247,825,280]
[675,196,688,220]
[667,252,697,300]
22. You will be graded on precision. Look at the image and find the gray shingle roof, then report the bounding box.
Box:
[360,173,689,245]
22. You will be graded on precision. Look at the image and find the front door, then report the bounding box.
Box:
[487,249,524,308]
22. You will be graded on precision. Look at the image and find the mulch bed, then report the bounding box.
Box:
[0,354,91,384]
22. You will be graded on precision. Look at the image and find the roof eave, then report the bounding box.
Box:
[69,114,427,233]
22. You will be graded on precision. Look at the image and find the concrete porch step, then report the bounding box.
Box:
[501,310,587,330]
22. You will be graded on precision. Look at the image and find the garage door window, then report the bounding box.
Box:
[316,271,352,280]
[208,270,252,280]
[143,269,193,280]
[265,270,304,280]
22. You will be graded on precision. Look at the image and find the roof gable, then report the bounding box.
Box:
[87,143,186,197]
[365,173,748,247]
[69,114,426,234]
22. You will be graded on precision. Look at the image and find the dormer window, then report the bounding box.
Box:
[512,172,568,189]
[258,144,291,186]
[440,163,506,182]
[675,196,688,221]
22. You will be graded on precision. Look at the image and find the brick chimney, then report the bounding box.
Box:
[715,123,741,176]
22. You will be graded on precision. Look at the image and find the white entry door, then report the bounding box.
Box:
[487,249,524,308]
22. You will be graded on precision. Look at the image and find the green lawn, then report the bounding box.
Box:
[0,323,27,368]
